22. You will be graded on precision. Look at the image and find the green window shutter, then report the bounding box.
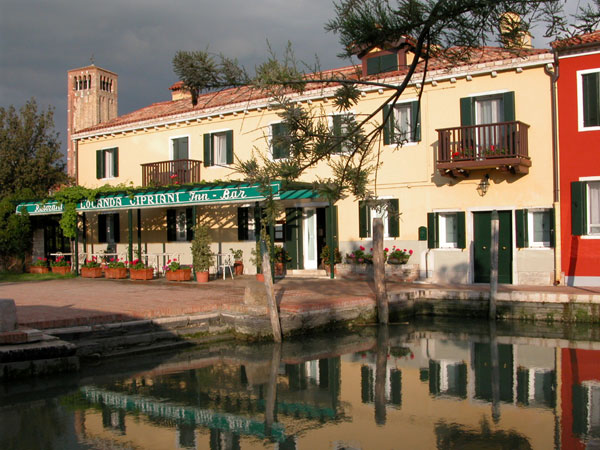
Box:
[380,53,398,73]
[166,209,176,241]
[113,213,120,243]
[549,207,556,247]
[285,208,302,270]
[96,150,104,179]
[411,101,421,142]
[238,207,249,241]
[203,133,212,167]
[366,56,380,75]
[225,130,234,165]
[272,123,288,159]
[583,72,600,127]
[112,148,119,177]
[388,199,400,237]
[571,181,587,236]
[332,114,342,153]
[382,105,395,145]
[325,204,339,251]
[427,212,439,249]
[460,97,474,126]
[98,214,107,243]
[359,201,369,238]
[186,207,194,241]
[515,209,529,248]
[502,91,516,122]
[457,211,466,249]
[173,139,180,160]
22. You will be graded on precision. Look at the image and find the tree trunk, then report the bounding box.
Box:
[261,240,282,343]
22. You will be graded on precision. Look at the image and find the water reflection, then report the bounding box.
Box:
[2,319,600,449]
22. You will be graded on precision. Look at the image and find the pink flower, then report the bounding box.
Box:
[403,249,407,252]
[409,249,413,255]
[359,245,365,251]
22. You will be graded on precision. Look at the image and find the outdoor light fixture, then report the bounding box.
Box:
[477,174,490,196]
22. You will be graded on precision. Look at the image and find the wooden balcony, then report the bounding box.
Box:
[436,121,531,177]
[141,159,202,187]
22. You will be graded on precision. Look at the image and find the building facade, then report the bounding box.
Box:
[553,31,600,287]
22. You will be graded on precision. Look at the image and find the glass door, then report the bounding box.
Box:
[303,208,318,269]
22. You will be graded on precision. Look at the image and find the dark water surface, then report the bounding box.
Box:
[2,318,599,449]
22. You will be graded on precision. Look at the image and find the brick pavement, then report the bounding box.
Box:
[1,276,599,330]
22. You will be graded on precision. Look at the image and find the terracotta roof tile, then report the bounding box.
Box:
[551,30,600,49]
[75,46,550,135]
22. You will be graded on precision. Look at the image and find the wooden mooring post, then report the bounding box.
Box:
[373,218,388,324]
[261,240,282,343]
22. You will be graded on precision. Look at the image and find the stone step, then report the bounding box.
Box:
[285,269,328,278]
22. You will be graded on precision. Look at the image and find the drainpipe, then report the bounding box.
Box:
[545,55,561,285]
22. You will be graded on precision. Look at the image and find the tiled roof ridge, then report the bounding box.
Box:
[551,29,600,49]
[75,46,551,136]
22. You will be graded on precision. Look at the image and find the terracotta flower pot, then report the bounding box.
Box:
[130,268,154,280]
[324,264,337,276]
[105,267,128,279]
[256,273,265,282]
[274,262,285,277]
[233,261,244,276]
[195,270,209,283]
[30,266,49,274]
[51,265,70,275]
[81,267,103,278]
[166,268,191,281]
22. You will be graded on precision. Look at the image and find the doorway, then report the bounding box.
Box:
[473,211,512,283]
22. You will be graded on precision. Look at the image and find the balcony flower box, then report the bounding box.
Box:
[166,268,191,281]
[104,267,128,279]
[130,268,154,280]
[81,267,103,278]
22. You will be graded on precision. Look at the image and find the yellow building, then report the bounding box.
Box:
[22,40,557,285]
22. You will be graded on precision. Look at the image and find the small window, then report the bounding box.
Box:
[366,53,398,75]
[237,207,256,241]
[271,122,290,160]
[529,210,552,247]
[383,101,421,145]
[427,211,466,249]
[167,208,193,242]
[171,136,189,160]
[331,113,355,154]
[359,199,399,238]
[439,213,459,248]
[580,70,600,129]
[96,148,118,179]
[203,131,233,167]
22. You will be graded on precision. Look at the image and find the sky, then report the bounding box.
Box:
[0,0,591,156]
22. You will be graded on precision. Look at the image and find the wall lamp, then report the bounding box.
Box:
[477,174,490,196]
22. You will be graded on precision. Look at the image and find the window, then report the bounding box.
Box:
[579,69,600,129]
[171,136,189,160]
[331,113,355,153]
[96,148,118,179]
[427,212,466,249]
[203,131,233,167]
[98,213,120,243]
[271,122,290,159]
[167,208,193,242]
[572,382,600,438]
[571,181,600,236]
[237,207,256,241]
[359,199,399,238]
[516,208,554,248]
[383,101,421,145]
[366,53,398,75]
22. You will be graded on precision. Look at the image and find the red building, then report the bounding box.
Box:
[553,32,600,287]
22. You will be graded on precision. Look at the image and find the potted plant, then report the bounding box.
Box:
[30,257,49,274]
[387,246,413,265]
[345,246,373,264]
[164,258,192,281]
[129,258,154,280]
[274,246,291,277]
[320,245,342,275]
[250,242,264,281]
[191,224,214,282]
[81,257,103,278]
[105,257,128,279]
[50,255,71,275]
[229,248,244,275]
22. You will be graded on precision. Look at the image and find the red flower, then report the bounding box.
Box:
[409,249,413,255]
[384,248,389,252]
[359,245,365,251]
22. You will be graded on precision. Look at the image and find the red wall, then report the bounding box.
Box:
[557,51,600,280]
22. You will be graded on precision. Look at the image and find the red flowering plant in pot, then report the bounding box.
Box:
[164,259,192,281]
[50,255,71,274]
[345,245,373,264]
[387,246,413,265]
[105,257,128,279]
[81,257,103,278]
[30,257,49,274]
[129,259,154,280]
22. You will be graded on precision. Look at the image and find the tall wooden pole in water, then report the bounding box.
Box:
[374,325,389,425]
[261,240,282,343]
[264,342,281,436]
[373,218,388,324]
[489,210,499,320]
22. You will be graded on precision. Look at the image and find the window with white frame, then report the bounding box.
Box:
[383,101,421,145]
[572,180,600,236]
[394,103,413,142]
[528,209,552,247]
[589,181,600,234]
[203,130,233,167]
[331,113,354,153]
[579,69,600,130]
[171,136,189,160]
[96,147,118,179]
[359,199,399,239]
[213,132,228,165]
[438,212,459,248]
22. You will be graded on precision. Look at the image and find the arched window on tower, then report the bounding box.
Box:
[88,75,92,89]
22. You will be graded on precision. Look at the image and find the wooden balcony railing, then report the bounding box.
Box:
[436,121,531,177]
[141,159,202,187]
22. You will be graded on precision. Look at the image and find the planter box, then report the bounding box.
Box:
[166,269,191,281]
[105,267,128,279]
[30,266,49,274]
[130,268,154,280]
[81,267,103,278]
[51,266,70,275]
[337,263,419,282]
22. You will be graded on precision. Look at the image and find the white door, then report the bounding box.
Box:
[303,208,318,269]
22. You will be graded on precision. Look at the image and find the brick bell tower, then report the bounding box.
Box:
[67,65,118,177]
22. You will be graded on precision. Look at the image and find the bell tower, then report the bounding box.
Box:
[67,65,118,177]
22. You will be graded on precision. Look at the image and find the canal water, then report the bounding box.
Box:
[1,318,599,449]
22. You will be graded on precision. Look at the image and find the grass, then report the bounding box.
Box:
[0,271,77,282]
